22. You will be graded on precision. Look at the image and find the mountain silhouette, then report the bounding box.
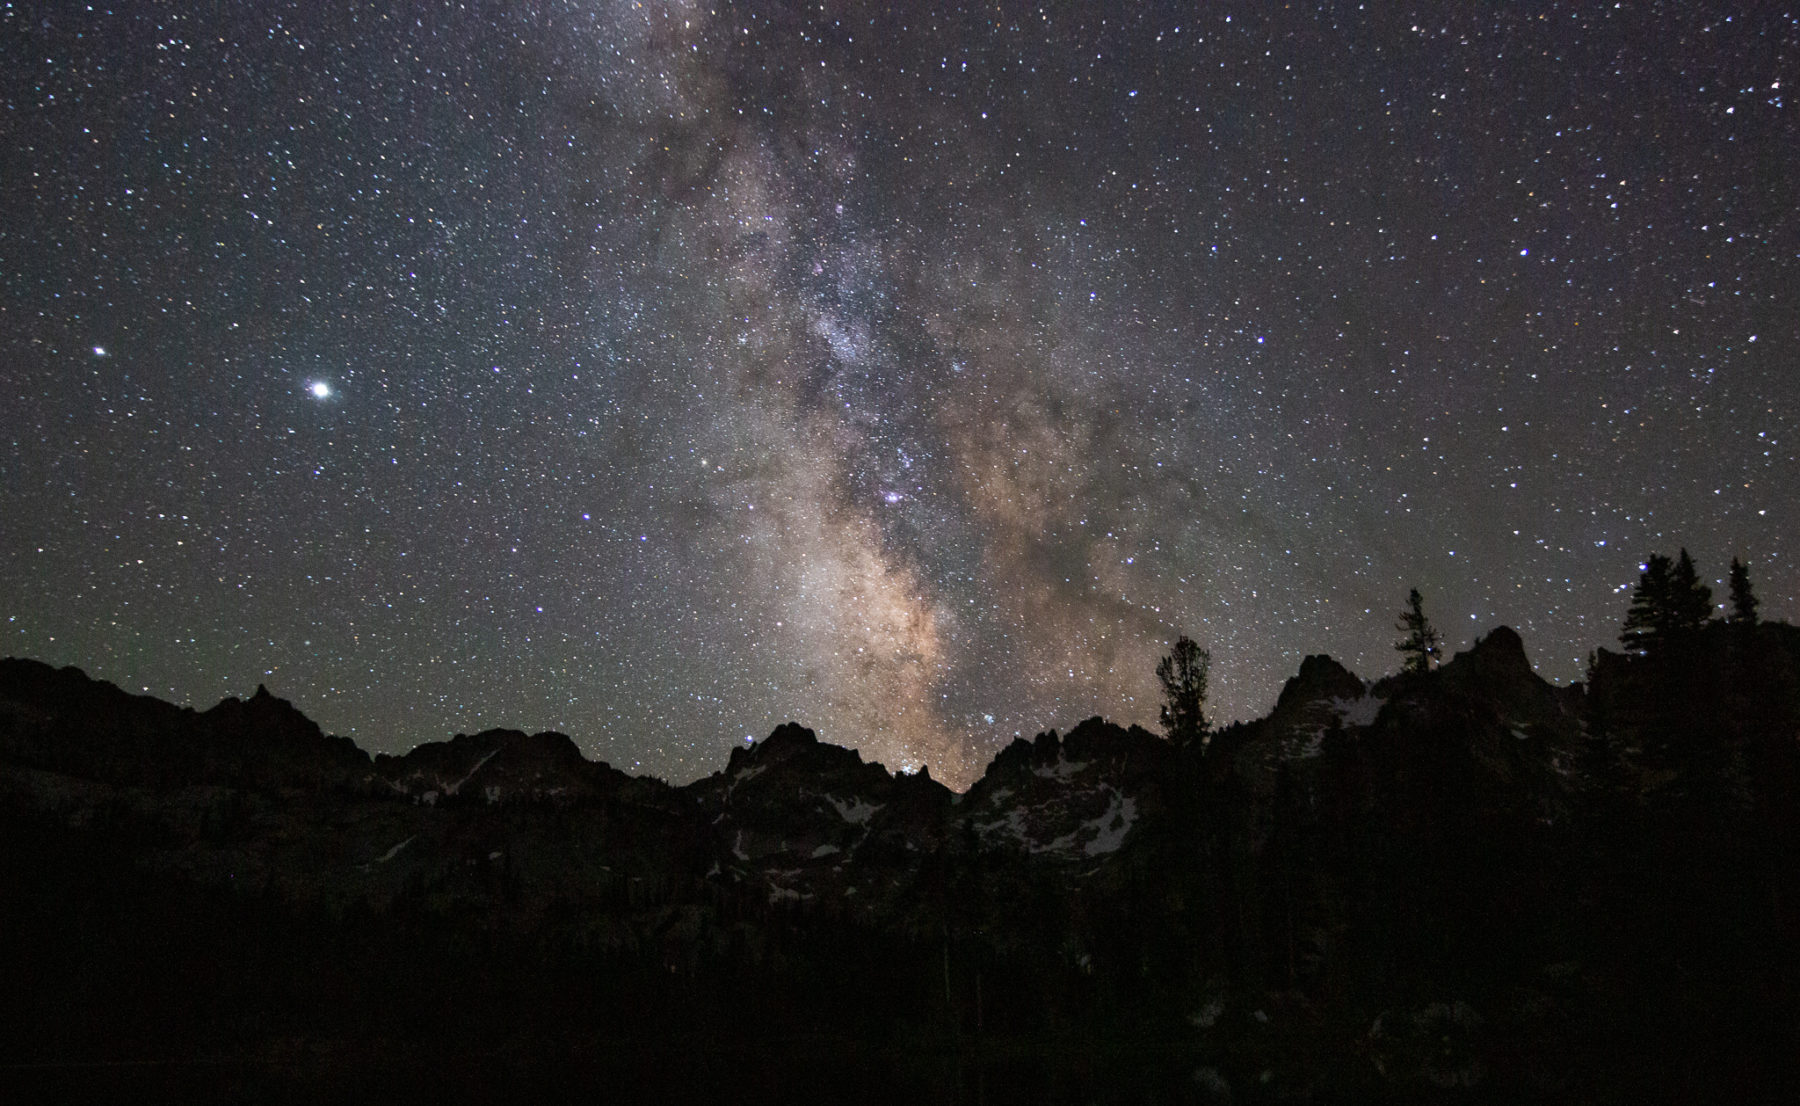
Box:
[3,624,1798,1102]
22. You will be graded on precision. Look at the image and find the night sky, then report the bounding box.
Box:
[4,1,1796,789]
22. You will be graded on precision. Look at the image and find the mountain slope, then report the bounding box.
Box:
[3,625,1798,1103]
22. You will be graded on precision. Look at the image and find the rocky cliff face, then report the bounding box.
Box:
[961,718,1169,863]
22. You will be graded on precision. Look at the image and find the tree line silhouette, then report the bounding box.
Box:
[1157,549,1769,744]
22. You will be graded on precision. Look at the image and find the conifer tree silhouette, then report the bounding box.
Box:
[1620,553,1674,654]
[1621,548,1714,655]
[1668,548,1715,634]
[1156,635,1210,747]
[1394,588,1442,673]
[1728,556,1758,626]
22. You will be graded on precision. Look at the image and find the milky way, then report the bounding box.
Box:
[4,2,1796,788]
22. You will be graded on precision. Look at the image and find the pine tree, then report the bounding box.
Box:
[1621,549,1715,655]
[1157,635,1210,747]
[1668,548,1715,634]
[1620,553,1674,654]
[1394,588,1442,674]
[1728,556,1759,626]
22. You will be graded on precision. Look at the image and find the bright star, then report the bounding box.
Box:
[309,381,332,399]
[92,346,106,357]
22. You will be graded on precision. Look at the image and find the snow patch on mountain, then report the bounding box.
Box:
[1083,791,1137,855]
[1282,691,1385,760]
[1332,692,1383,728]
[445,748,499,796]
[977,807,1032,847]
[374,836,416,864]
[829,796,881,825]
[974,786,1140,858]
[1033,757,1089,781]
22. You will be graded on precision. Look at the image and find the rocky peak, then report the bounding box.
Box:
[1434,626,1573,728]
[1448,626,1531,680]
[1274,655,1366,712]
[722,720,826,776]
[761,720,819,753]
[1062,716,1166,767]
[203,683,326,746]
[959,717,1169,864]
[374,727,615,803]
[0,657,197,785]
[690,723,953,910]
[1259,655,1380,764]
[715,723,942,804]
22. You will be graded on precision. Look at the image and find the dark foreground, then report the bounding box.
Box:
[4,624,1799,1102]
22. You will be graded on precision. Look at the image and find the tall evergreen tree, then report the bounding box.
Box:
[1157,635,1210,747]
[1621,549,1715,655]
[1728,556,1759,626]
[1394,588,1442,674]
[1621,554,1674,654]
[1668,548,1714,633]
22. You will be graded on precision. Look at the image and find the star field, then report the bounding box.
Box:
[4,1,1796,789]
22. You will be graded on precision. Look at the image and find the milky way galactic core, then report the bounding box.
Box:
[4,3,1795,787]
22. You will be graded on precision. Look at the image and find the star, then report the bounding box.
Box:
[309,381,332,399]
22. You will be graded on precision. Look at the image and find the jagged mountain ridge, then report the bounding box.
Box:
[5,623,1799,1103]
[0,623,1570,797]
[0,627,1598,928]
